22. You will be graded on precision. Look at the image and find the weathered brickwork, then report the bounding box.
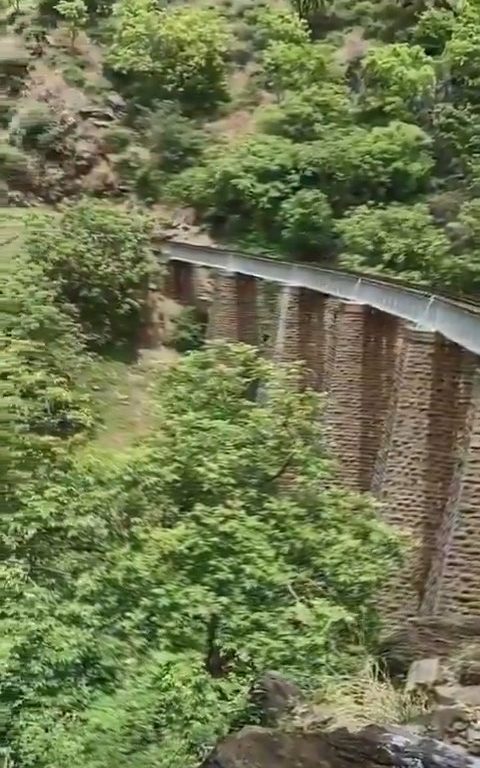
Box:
[271,286,300,363]
[236,275,259,345]
[422,368,480,617]
[321,298,341,392]
[324,302,369,489]
[420,347,478,617]
[297,288,329,389]
[270,286,337,390]
[324,304,400,491]
[166,260,195,305]
[205,271,260,344]
[374,329,476,619]
[206,270,240,341]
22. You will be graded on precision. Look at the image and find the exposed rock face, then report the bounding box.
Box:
[250,672,302,726]
[200,725,480,768]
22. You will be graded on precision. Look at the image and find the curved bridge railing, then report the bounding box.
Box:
[161,240,480,357]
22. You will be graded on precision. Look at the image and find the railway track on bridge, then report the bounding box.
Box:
[160,239,480,357]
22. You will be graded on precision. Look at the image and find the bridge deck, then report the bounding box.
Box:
[161,240,480,357]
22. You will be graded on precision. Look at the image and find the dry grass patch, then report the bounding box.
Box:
[302,659,431,732]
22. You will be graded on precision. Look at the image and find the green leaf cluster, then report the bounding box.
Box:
[0,338,403,768]
[164,0,480,293]
[24,200,157,350]
[107,0,231,111]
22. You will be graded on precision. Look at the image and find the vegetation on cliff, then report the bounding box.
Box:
[1,0,480,292]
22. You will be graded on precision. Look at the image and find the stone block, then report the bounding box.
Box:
[406,658,441,691]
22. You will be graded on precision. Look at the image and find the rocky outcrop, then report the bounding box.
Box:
[200,724,480,768]
[249,672,302,726]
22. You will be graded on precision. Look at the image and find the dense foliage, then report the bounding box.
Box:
[1,337,402,768]
[0,199,403,766]
[3,0,480,293]
[159,0,480,295]
[107,0,231,111]
[24,201,157,350]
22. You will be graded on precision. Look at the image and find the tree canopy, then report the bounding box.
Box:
[108,0,231,111]
[0,200,403,765]
[1,339,402,768]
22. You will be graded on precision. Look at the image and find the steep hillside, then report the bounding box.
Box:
[2,0,480,292]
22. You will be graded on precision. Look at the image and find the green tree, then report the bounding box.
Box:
[24,201,157,350]
[170,134,300,235]
[262,41,337,95]
[143,101,207,174]
[1,345,402,768]
[413,5,457,55]
[297,121,433,209]
[0,249,93,460]
[246,6,309,50]
[290,0,324,24]
[258,83,353,141]
[359,43,436,121]
[441,1,480,106]
[108,0,231,111]
[55,0,88,49]
[279,188,334,257]
[442,198,480,294]
[337,202,452,285]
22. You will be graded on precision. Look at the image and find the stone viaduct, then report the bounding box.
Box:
[160,240,480,628]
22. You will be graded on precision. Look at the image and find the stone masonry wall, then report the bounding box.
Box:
[236,274,259,346]
[374,329,474,620]
[423,367,480,617]
[271,286,300,364]
[360,309,400,491]
[166,260,195,306]
[206,271,259,344]
[325,303,400,492]
[206,270,239,341]
[420,346,478,616]
[325,302,370,490]
[271,286,340,391]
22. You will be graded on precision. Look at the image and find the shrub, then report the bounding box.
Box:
[8,101,55,149]
[0,143,30,184]
[144,101,208,173]
[311,659,430,729]
[114,144,162,201]
[170,306,206,352]
[101,124,134,154]
[62,62,87,87]
[24,200,158,349]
